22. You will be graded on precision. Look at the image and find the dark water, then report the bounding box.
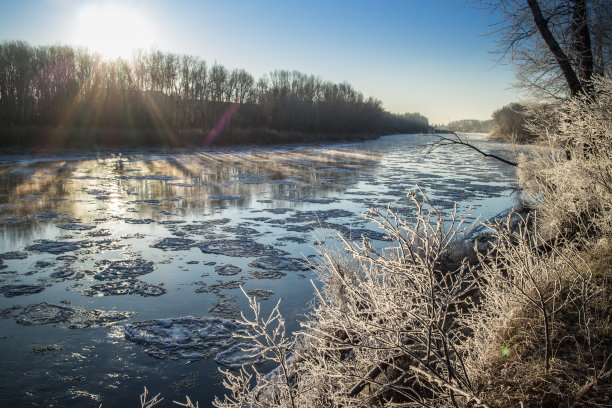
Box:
[0,134,521,407]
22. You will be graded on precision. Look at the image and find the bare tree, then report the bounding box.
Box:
[475,0,611,99]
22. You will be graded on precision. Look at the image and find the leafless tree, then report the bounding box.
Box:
[474,0,611,99]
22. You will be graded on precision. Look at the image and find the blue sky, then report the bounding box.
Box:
[0,0,521,124]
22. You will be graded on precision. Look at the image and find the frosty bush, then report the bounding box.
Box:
[211,185,608,407]
[214,189,494,407]
[519,76,612,240]
[462,212,606,407]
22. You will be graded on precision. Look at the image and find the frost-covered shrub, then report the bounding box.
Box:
[519,76,612,240]
[214,190,491,407]
[463,213,603,408]
[207,187,605,408]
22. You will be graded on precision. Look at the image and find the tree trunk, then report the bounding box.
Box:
[571,0,594,94]
[526,0,585,96]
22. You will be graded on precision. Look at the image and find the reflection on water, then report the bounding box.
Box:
[1,146,381,246]
[0,134,521,407]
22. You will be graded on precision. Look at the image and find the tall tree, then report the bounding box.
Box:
[478,0,611,98]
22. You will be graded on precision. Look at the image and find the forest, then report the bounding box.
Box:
[0,41,429,147]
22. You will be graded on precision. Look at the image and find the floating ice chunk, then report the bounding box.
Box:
[199,239,288,258]
[57,223,96,231]
[245,289,274,301]
[233,173,268,184]
[158,220,187,225]
[249,270,286,280]
[167,182,199,187]
[10,168,36,175]
[56,255,78,261]
[209,195,243,200]
[215,264,242,276]
[50,268,85,281]
[195,279,246,294]
[124,316,254,363]
[248,256,309,271]
[86,279,166,297]
[87,229,112,237]
[0,251,29,260]
[0,284,46,297]
[93,259,156,281]
[179,351,203,361]
[208,297,240,319]
[123,218,155,224]
[12,302,132,328]
[0,215,27,224]
[151,237,198,251]
[301,197,339,204]
[222,226,261,236]
[28,240,90,254]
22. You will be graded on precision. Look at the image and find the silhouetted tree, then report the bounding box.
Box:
[475,0,611,99]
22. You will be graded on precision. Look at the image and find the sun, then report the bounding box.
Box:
[74,4,154,59]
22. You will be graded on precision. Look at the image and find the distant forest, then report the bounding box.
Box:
[0,41,429,146]
[444,118,491,133]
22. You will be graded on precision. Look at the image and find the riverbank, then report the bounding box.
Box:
[0,126,381,151]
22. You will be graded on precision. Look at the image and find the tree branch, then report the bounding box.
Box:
[428,132,518,167]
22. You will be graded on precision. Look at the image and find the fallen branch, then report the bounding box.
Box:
[428,132,518,167]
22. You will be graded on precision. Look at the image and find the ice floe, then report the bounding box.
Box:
[57,223,96,231]
[2,302,132,328]
[50,268,85,281]
[151,237,198,251]
[245,289,274,301]
[93,259,156,281]
[0,284,47,297]
[248,256,309,271]
[215,264,242,276]
[28,240,90,254]
[123,218,155,224]
[0,251,29,260]
[195,279,246,294]
[118,175,177,181]
[209,195,243,201]
[208,296,240,319]
[29,344,63,354]
[248,270,286,280]
[124,316,260,365]
[199,239,288,258]
[85,279,166,297]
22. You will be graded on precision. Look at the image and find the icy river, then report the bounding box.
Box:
[0,134,521,407]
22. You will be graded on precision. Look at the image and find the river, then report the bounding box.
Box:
[0,134,521,407]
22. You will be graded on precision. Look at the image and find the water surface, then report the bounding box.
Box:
[0,134,521,407]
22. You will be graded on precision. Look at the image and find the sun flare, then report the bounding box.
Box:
[74,4,154,59]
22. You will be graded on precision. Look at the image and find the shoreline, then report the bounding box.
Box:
[0,126,383,153]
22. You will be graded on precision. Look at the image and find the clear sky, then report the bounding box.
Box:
[0,0,522,124]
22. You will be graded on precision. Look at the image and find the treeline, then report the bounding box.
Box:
[488,102,540,142]
[445,118,491,133]
[0,41,429,146]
